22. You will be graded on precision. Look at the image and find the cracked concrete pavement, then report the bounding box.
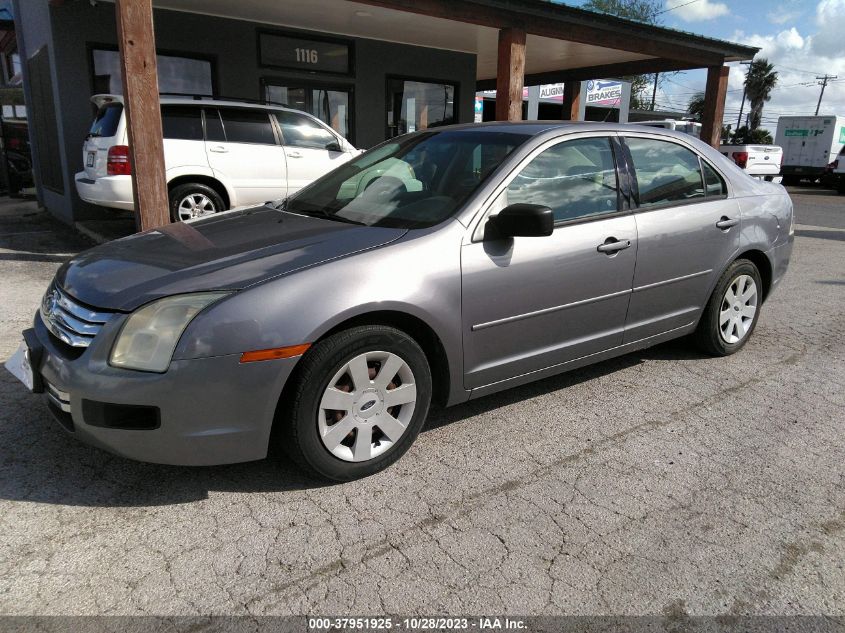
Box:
[0,189,843,616]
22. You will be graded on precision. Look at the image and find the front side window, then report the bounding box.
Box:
[626,137,705,207]
[506,137,619,223]
[218,109,276,145]
[161,106,203,141]
[285,130,529,229]
[276,111,337,150]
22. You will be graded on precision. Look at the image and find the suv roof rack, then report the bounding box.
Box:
[158,92,290,108]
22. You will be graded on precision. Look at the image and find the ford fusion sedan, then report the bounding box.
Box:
[7,122,794,481]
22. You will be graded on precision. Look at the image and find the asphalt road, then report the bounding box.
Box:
[0,191,843,618]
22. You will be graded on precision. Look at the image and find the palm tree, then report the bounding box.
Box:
[687,92,706,122]
[745,59,778,131]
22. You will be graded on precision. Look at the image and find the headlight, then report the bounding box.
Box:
[110,292,229,372]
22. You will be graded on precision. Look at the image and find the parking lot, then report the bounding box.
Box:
[0,187,843,617]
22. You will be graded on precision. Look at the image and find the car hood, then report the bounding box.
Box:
[57,206,407,311]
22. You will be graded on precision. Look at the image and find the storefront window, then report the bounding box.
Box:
[386,78,456,138]
[91,48,213,96]
[265,84,350,140]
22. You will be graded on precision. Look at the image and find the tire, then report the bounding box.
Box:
[276,325,432,481]
[168,182,225,222]
[694,259,763,357]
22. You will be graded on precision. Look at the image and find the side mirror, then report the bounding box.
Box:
[326,141,343,153]
[486,203,554,239]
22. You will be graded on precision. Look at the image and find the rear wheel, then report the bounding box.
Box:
[169,182,225,222]
[276,325,432,481]
[694,259,762,356]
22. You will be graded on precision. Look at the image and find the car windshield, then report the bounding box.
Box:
[285,129,531,229]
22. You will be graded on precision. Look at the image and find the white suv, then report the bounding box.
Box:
[75,95,358,221]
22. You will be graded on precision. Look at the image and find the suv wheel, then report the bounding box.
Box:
[169,183,225,222]
[276,325,432,481]
[694,259,763,356]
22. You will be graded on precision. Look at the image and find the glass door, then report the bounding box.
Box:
[264,82,352,142]
[386,78,456,138]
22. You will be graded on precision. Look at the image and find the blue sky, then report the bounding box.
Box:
[565,0,844,130]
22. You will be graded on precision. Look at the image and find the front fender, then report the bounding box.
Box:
[173,223,468,404]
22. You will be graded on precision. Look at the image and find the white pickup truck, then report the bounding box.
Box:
[720,144,783,182]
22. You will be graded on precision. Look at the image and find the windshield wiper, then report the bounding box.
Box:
[285,204,366,226]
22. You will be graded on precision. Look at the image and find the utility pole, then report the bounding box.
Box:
[650,72,658,111]
[815,75,837,115]
[736,60,752,131]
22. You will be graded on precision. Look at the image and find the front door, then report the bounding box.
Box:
[203,107,288,206]
[274,110,351,194]
[621,135,740,342]
[461,135,637,390]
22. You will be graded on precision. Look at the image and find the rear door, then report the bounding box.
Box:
[274,110,351,194]
[203,107,287,205]
[83,100,124,179]
[622,134,739,343]
[160,105,209,173]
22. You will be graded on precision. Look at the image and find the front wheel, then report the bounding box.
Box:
[694,259,762,356]
[276,325,432,481]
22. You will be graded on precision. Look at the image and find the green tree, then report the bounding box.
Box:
[744,59,778,131]
[582,0,665,109]
[731,125,773,144]
[687,92,706,122]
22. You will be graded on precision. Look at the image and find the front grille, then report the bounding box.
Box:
[40,285,114,348]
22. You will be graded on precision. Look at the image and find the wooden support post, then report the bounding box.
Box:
[495,27,526,121]
[115,0,170,231]
[561,79,581,121]
[700,65,729,149]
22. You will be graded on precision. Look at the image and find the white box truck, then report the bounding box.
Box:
[775,115,845,183]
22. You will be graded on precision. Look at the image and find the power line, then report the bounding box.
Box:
[655,0,703,16]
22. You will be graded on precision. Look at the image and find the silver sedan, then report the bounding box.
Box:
[7,122,793,481]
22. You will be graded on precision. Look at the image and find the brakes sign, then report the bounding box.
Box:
[586,80,622,107]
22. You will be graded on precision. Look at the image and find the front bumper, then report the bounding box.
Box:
[30,311,299,465]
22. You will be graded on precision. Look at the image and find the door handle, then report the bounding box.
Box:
[286,151,303,158]
[596,238,632,254]
[716,216,739,230]
[208,146,228,153]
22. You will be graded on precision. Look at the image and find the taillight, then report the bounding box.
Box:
[732,151,749,169]
[107,145,131,176]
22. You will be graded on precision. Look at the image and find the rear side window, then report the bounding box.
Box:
[161,106,203,141]
[506,137,619,223]
[276,111,338,150]
[701,160,726,197]
[626,137,704,208]
[89,103,123,138]
[218,108,276,145]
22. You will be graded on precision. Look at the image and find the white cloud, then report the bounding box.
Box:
[660,9,845,130]
[811,0,845,57]
[665,0,729,22]
[767,10,800,25]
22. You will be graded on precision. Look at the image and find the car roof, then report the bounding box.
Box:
[428,120,706,140]
[90,93,304,114]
